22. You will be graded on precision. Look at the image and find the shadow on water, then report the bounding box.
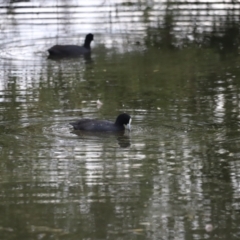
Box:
[70,130,131,148]
[48,52,92,61]
[47,52,94,65]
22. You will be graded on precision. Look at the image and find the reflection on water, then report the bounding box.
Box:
[1,0,240,240]
[70,130,131,148]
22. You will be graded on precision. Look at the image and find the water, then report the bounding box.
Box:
[1,0,240,240]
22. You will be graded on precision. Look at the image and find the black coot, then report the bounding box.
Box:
[70,113,132,132]
[48,33,94,58]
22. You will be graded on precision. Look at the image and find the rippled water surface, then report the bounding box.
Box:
[1,1,240,240]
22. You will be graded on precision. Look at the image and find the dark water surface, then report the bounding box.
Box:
[1,1,240,240]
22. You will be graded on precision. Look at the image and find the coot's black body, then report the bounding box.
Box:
[70,113,131,132]
[48,33,94,58]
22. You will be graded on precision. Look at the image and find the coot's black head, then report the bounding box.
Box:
[115,113,132,130]
[84,33,94,48]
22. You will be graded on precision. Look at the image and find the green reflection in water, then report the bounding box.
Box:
[0,46,240,240]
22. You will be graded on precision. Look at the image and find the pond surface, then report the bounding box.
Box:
[1,1,240,240]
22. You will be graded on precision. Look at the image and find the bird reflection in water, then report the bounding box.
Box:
[70,130,131,148]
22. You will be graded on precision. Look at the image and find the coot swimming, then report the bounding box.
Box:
[70,113,132,132]
[48,33,94,58]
